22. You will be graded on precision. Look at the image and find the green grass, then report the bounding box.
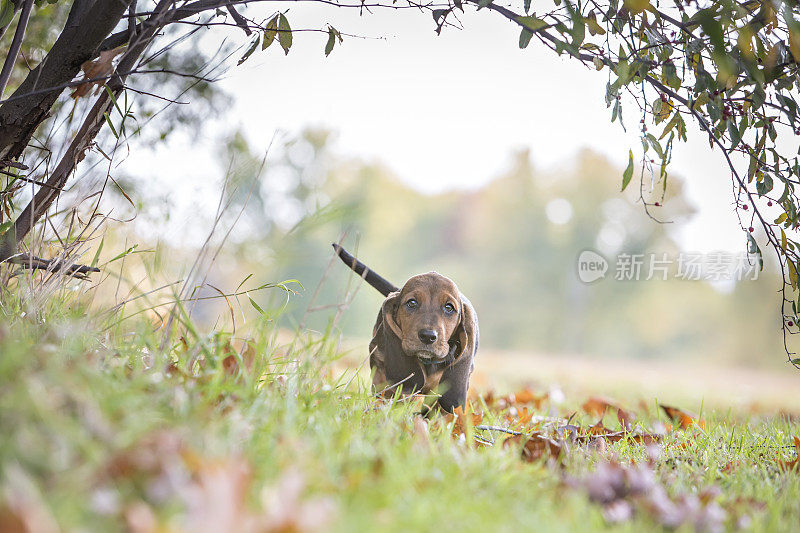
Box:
[1,294,798,531]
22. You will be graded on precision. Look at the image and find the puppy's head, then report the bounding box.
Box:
[382,272,463,364]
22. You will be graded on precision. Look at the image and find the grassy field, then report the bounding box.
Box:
[1,294,799,532]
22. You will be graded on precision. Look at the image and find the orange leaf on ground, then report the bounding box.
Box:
[616,407,636,430]
[509,389,548,408]
[518,432,563,463]
[504,406,537,426]
[778,436,800,471]
[588,420,608,435]
[582,396,615,417]
[660,404,703,430]
[582,396,636,429]
[587,436,607,454]
[449,406,483,437]
[222,340,257,376]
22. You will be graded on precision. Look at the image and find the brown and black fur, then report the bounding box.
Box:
[333,244,479,412]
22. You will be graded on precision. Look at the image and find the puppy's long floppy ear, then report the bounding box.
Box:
[379,291,404,340]
[370,291,403,391]
[451,297,478,361]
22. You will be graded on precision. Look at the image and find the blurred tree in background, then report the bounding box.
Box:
[203,129,782,366]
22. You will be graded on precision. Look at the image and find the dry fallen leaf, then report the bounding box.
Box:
[222,339,257,377]
[582,396,615,417]
[449,405,483,438]
[587,436,608,454]
[582,396,636,429]
[71,48,125,99]
[777,435,800,471]
[616,406,636,431]
[660,404,704,430]
[508,388,548,408]
[570,459,725,530]
[519,432,563,463]
[505,406,538,426]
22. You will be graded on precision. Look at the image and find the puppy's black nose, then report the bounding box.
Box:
[418,329,438,345]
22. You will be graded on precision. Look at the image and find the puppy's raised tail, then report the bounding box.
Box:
[331,243,399,297]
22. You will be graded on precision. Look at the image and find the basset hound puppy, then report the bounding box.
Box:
[333,244,479,412]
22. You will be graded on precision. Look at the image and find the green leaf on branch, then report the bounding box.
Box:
[262,15,278,49]
[585,15,605,35]
[621,150,634,191]
[662,62,681,90]
[756,173,773,196]
[516,15,548,31]
[624,0,651,15]
[654,98,672,124]
[748,155,758,181]
[238,35,260,65]
[519,29,533,49]
[433,9,448,23]
[727,119,741,150]
[325,26,342,56]
[569,15,585,47]
[646,134,664,159]
[692,92,710,110]
[747,233,764,272]
[0,0,14,29]
[789,258,798,290]
[278,13,292,55]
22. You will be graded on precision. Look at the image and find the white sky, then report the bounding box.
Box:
[137,3,752,254]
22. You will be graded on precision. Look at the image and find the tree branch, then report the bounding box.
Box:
[0,0,34,99]
[11,0,174,247]
[0,0,133,166]
[226,4,252,35]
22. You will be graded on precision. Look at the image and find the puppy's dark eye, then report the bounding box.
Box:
[405,298,418,310]
[443,303,455,315]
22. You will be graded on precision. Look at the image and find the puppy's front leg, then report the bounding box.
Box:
[435,354,473,412]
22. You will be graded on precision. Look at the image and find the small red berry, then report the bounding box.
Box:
[789,321,795,327]
[768,201,773,206]
[743,205,748,210]
[749,226,754,232]
[654,202,661,207]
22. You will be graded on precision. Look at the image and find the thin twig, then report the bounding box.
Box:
[0,0,34,99]
[475,425,523,436]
